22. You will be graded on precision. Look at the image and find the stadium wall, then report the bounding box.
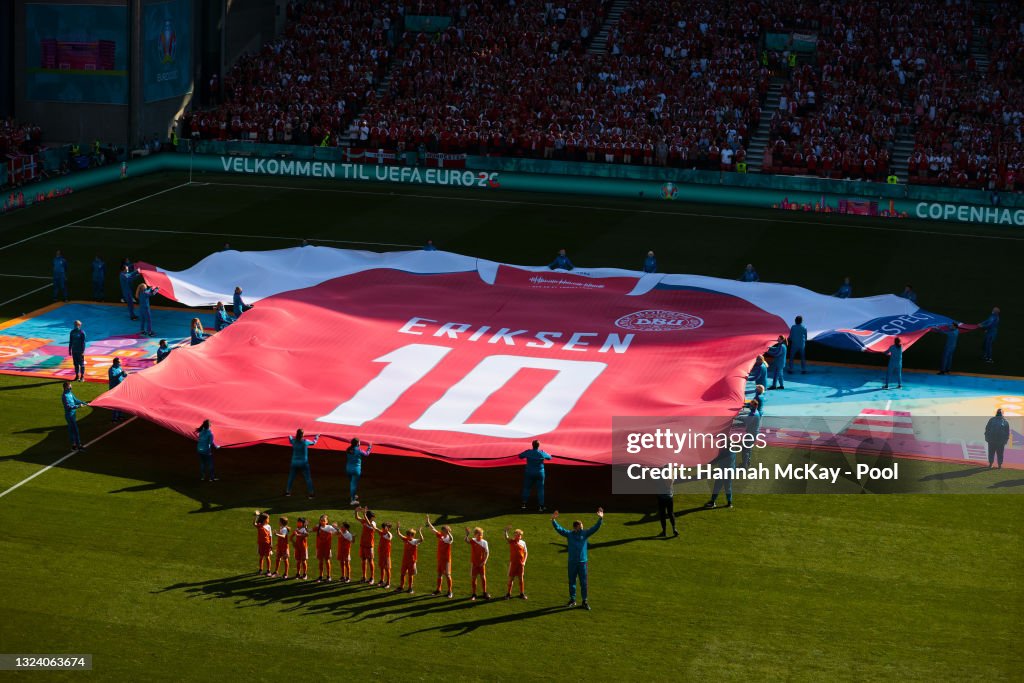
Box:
[13,0,131,144]
[6,152,1024,230]
[13,0,197,148]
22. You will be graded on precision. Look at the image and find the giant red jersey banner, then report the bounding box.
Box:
[92,249,956,466]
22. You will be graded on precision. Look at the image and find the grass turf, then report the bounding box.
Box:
[0,171,1021,681]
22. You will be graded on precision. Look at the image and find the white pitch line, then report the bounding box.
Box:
[0,273,49,279]
[0,284,51,307]
[0,416,137,500]
[0,181,191,253]
[197,180,1024,241]
[72,224,420,248]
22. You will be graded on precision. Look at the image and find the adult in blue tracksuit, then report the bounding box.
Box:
[984,409,1010,468]
[978,307,1000,363]
[939,323,959,374]
[748,355,767,388]
[900,284,917,304]
[232,287,253,318]
[518,439,552,511]
[52,250,69,301]
[767,336,787,389]
[345,437,372,504]
[61,381,88,450]
[788,315,808,373]
[107,357,127,422]
[833,276,852,298]
[136,284,159,336]
[91,255,105,300]
[156,339,172,363]
[705,447,735,508]
[551,508,603,609]
[190,318,206,345]
[68,320,86,381]
[740,263,759,282]
[883,337,903,389]
[423,239,437,251]
[213,302,234,331]
[119,265,139,320]
[548,249,574,271]
[286,428,319,497]
[195,419,218,481]
[741,401,762,468]
[643,250,657,273]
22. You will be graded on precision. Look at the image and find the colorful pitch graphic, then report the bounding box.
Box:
[0,302,202,381]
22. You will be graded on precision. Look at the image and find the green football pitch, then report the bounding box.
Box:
[0,172,1020,680]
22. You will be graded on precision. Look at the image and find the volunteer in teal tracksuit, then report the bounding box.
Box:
[61,381,88,450]
[551,508,604,610]
[741,401,762,468]
[68,320,86,381]
[740,264,759,282]
[214,302,235,331]
[232,287,253,317]
[345,437,372,504]
[979,307,1000,363]
[91,255,105,300]
[137,284,159,336]
[156,339,172,363]
[643,251,657,273]
[749,355,767,387]
[52,250,69,301]
[518,440,553,511]
[107,357,127,422]
[883,337,903,389]
[196,419,218,481]
[939,323,959,374]
[984,409,1010,468]
[548,249,574,271]
[286,429,319,497]
[705,447,735,508]
[788,315,808,373]
[119,265,138,320]
[833,276,852,298]
[767,336,787,389]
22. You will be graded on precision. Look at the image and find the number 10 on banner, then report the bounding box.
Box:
[317,343,607,438]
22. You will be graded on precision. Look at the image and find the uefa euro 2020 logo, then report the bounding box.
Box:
[660,182,678,200]
[159,19,176,64]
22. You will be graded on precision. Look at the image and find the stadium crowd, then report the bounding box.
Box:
[13,0,1023,190]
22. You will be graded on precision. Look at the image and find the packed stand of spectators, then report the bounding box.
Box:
[354,0,618,162]
[183,0,400,145]
[762,0,974,181]
[0,119,44,158]
[907,1,1024,190]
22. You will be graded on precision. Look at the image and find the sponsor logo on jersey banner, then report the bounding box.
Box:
[615,310,703,332]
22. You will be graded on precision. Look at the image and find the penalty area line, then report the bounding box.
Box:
[0,416,137,501]
[0,181,191,253]
[0,283,51,308]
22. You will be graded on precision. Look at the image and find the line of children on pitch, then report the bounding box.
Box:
[253,507,528,600]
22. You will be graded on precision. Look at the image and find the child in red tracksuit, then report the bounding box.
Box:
[253,511,272,576]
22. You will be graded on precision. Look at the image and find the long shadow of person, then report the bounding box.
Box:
[400,605,565,637]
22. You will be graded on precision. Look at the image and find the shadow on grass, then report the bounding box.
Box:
[918,466,988,482]
[622,505,712,527]
[400,605,565,636]
[154,572,561,631]
[988,478,1024,488]
[4,408,663,519]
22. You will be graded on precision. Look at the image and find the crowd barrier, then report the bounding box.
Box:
[3,149,1023,228]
